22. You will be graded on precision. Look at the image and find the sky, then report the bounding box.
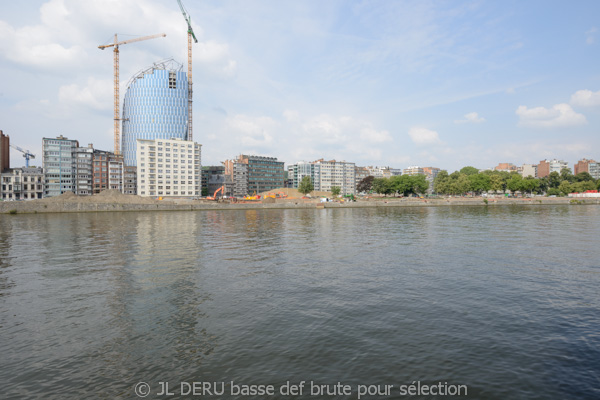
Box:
[1,0,599,172]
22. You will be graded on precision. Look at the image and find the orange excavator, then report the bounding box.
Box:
[207,186,224,200]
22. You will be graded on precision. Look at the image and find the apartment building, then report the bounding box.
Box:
[136,138,202,197]
[1,167,44,200]
[537,159,568,178]
[42,136,79,197]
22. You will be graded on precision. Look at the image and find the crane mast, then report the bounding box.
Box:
[176,0,198,142]
[99,33,166,155]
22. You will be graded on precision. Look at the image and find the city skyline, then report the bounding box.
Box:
[1,0,599,172]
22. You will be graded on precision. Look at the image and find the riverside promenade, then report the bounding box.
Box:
[0,190,595,214]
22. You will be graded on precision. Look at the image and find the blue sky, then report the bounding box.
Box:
[1,0,599,172]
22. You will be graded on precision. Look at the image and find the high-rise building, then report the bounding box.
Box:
[574,158,599,179]
[224,155,284,196]
[74,145,94,195]
[288,159,356,195]
[537,159,568,178]
[0,130,9,172]
[92,150,124,194]
[123,166,137,195]
[42,136,79,197]
[289,161,321,191]
[136,137,201,197]
[121,59,189,167]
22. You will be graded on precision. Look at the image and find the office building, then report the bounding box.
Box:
[224,155,284,196]
[121,59,189,166]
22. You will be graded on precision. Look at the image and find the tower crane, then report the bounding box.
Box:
[10,144,35,168]
[98,33,166,155]
[176,0,198,142]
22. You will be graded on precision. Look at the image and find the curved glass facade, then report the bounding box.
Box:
[122,67,188,166]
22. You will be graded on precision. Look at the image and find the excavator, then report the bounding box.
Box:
[207,186,224,201]
[244,191,261,201]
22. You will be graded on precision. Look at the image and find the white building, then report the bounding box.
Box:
[289,159,356,195]
[403,166,425,176]
[136,138,201,197]
[521,164,537,178]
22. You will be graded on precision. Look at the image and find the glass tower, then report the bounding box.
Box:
[121,60,188,166]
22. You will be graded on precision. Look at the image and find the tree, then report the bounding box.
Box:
[489,174,505,193]
[574,172,594,182]
[558,180,572,196]
[455,174,472,195]
[298,176,314,195]
[372,178,393,196]
[521,176,540,195]
[411,175,429,195]
[468,173,491,195]
[433,170,449,194]
[507,174,523,194]
[331,186,341,196]
[560,167,574,183]
[548,171,561,188]
[460,166,479,176]
[357,176,375,193]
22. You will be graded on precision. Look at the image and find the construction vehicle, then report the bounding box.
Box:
[344,194,357,202]
[176,0,198,141]
[244,191,261,201]
[10,144,35,167]
[98,33,166,154]
[207,186,224,200]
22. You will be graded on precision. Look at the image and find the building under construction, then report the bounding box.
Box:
[121,59,189,167]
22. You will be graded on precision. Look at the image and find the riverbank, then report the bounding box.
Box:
[1,191,597,214]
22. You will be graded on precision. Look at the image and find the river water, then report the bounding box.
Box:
[0,206,599,399]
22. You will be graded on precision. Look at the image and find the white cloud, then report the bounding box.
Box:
[570,89,600,107]
[0,0,235,78]
[227,115,276,147]
[408,127,442,146]
[58,77,112,110]
[516,103,587,128]
[359,127,392,143]
[454,112,485,124]
[586,27,597,45]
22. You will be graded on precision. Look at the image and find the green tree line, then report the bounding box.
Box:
[360,174,429,196]
[433,166,599,196]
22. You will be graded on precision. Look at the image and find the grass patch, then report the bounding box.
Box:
[9,209,17,214]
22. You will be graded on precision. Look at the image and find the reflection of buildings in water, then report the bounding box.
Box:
[96,212,216,376]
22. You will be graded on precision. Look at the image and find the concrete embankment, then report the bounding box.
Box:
[1,193,596,215]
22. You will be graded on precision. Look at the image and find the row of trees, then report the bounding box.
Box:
[433,166,599,196]
[358,174,429,196]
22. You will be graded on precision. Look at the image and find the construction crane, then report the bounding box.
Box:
[176,0,198,142]
[98,33,166,155]
[10,144,35,167]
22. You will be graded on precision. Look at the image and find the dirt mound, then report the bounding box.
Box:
[258,187,332,199]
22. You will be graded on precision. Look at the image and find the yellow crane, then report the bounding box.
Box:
[176,0,198,142]
[98,33,166,155]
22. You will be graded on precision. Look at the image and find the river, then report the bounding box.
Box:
[1,206,599,399]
